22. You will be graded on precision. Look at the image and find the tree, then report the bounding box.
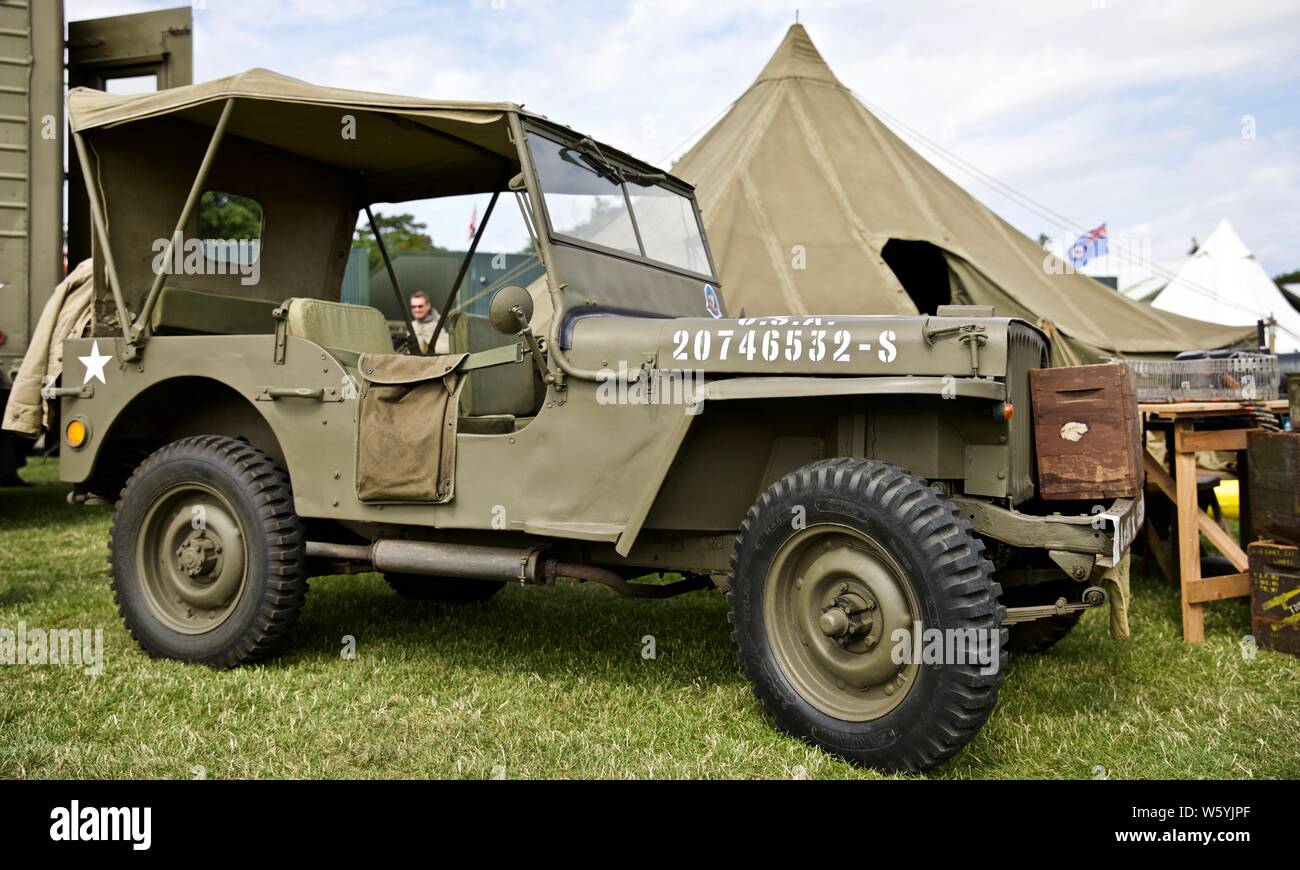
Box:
[1273,268,1300,286]
[199,192,263,241]
[354,211,446,272]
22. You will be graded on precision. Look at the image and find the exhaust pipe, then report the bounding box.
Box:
[305,540,546,584]
[305,541,712,599]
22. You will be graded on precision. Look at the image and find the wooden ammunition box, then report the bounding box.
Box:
[1247,431,1300,546]
[1253,615,1300,657]
[1247,540,1300,620]
[1030,363,1142,500]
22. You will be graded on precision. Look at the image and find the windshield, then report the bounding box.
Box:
[528,131,710,276]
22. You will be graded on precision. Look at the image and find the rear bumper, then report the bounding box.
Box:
[953,494,1145,568]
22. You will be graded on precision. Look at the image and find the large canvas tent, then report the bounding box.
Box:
[673,25,1253,366]
[1149,219,1300,354]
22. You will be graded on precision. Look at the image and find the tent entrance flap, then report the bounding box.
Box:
[881,239,952,316]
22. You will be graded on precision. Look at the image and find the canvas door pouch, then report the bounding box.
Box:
[356,352,468,503]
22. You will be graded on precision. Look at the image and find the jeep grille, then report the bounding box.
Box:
[1008,323,1048,504]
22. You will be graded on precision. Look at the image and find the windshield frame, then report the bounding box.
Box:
[521,121,717,283]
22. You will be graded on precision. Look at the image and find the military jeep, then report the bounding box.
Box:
[54,70,1142,772]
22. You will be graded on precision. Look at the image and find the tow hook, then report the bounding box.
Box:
[1002,586,1107,625]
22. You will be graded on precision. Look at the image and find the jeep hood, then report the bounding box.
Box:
[564,313,1042,379]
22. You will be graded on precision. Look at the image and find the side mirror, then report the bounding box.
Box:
[488,285,534,335]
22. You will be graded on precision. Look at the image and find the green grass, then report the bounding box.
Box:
[2,456,1298,780]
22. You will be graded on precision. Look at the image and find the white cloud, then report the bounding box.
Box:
[66,0,1300,273]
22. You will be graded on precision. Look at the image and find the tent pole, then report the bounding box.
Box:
[133,98,237,348]
[71,131,133,355]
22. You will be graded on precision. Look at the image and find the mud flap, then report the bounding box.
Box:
[1102,552,1131,640]
[355,353,467,503]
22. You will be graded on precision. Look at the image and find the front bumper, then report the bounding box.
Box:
[953,494,1145,569]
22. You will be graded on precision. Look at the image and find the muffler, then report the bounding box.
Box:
[305,540,546,584]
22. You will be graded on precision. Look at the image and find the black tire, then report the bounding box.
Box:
[384,573,505,603]
[1001,579,1084,654]
[109,435,308,668]
[729,458,1006,773]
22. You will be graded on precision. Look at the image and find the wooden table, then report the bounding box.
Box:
[1140,399,1289,643]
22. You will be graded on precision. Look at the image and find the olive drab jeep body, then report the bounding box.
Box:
[55,70,1143,772]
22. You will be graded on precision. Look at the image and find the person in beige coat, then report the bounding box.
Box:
[2,259,96,444]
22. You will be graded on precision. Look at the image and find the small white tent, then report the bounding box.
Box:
[1150,219,1300,353]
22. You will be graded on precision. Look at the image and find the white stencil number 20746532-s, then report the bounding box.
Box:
[671,327,898,365]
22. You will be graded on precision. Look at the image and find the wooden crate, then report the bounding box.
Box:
[1247,540,1300,620]
[1030,363,1142,500]
[1289,372,1299,423]
[1247,431,1300,546]
[1253,616,1300,657]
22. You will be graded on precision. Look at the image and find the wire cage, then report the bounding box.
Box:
[1125,354,1280,403]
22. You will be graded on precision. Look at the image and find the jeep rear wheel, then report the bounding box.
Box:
[384,573,505,603]
[109,436,308,668]
[729,458,1006,772]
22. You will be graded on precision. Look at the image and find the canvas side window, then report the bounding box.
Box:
[198,191,263,267]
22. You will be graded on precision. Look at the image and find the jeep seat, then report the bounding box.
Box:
[283,297,393,356]
[150,286,279,336]
[450,312,545,421]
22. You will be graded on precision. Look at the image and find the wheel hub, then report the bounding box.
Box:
[764,525,921,721]
[819,590,877,651]
[176,532,222,580]
[136,484,248,635]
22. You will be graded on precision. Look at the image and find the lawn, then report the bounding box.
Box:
[2,456,1297,779]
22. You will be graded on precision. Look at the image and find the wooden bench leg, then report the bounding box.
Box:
[1174,422,1204,643]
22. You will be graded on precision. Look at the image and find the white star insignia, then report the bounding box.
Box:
[79,340,113,386]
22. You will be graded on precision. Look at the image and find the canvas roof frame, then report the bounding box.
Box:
[67,68,705,363]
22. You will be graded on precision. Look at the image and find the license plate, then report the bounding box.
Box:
[1100,496,1145,567]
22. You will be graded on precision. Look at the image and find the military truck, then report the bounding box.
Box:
[54,71,1142,772]
[0,2,191,484]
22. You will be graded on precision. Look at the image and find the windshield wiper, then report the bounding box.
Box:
[561,138,622,182]
[564,137,670,188]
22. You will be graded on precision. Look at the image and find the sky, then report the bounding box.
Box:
[67,0,1300,286]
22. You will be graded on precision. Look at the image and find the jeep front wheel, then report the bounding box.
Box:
[729,458,1006,772]
[109,435,308,668]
